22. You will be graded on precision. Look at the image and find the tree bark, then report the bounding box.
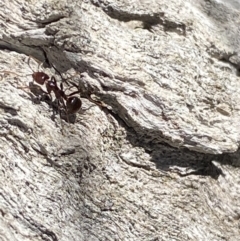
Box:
[0,0,240,240]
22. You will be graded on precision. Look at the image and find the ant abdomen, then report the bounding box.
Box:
[66,96,82,114]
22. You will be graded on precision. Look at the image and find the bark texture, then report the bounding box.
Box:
[0,0,240,240]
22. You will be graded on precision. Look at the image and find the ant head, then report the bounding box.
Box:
[32,72,49,85]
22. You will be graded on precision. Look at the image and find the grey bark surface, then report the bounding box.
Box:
[0,0,240,240]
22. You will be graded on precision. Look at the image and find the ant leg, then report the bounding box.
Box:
[0,70,30,82]
[67,90,81,97]
[0,71,34,91]
[63,72,80,86]
[65,80,104,107]
[0,70,22,77]
[64,80,79,91]
[57,98,70,123]
[50,65,80,87]
[55,99,66,134]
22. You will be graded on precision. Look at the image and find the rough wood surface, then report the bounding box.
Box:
[0,0,240,240]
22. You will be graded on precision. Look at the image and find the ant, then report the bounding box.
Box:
[28,57,82,121]
[32,70,106,118]
[32,72,82,115]
[1,56,104,122]
[0,56,82,122]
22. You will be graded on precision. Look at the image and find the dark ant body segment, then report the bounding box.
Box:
[66,96,82,114]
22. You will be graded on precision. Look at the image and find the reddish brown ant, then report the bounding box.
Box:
[31,71,82,116]
[24,56,82,122]
[1,56,104,122]
[0,56,82,121]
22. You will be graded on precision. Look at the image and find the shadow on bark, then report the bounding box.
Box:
[109,109,238,180]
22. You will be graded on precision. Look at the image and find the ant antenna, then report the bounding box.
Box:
[27,55,46,73]
[48,62,81,88]
[48,62,66,83]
